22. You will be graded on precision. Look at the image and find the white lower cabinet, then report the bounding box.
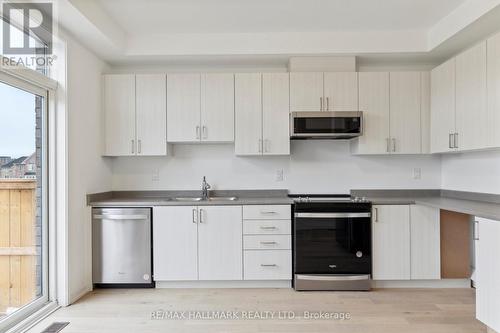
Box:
[244,251,292,280]
[372,205,440,280]
[153,206,242,281]
[475,217,500,332]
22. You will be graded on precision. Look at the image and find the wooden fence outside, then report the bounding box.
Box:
[0,180,37,316]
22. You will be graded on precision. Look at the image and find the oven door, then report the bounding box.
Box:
[294,212,371,275]
[290,112,363,139]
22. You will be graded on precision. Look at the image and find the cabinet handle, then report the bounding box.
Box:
[260,226,277,230]
[261,264,277,267]
[264,139,270,153]
[454,133,459,148]
[374,208,378,222]
[131,140,135,154]
[326,97,329,111]
[192,208,197,224]
[320,97,323,111]
[260,211,277,215]
[258,139,263,153]
[199,208,204,223]
[474,220,479,240]
[260,241,278,245]
[202,126,208,139]
[138,140,142,154]
[392,138,396,152]
[449,134,454,149]
[386,138,390,153]
[196,126,200,140]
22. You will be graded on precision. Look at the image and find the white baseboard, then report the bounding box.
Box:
[155,280,291,289]
[373,279,471,289]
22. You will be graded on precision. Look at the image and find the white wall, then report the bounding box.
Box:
[112,141,441,193]
[441,150,500,194]
[65,34,112,303]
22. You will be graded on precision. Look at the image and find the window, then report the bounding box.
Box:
[0,75,49,330]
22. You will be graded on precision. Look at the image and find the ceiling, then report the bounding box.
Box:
[59,0,500,66]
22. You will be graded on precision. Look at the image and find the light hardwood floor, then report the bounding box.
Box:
[28,288,485,333]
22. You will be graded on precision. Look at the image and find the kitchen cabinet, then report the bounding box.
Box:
[410,205,440,280]
[167,73,234,143]
[198,206,242,280]
[235,73,290,155]
[372,205,411,280]
[290,72,358,112]
[352,72,426,155]
[153,206,198,281]
[103,74,167,156]
[372,204,441,281]
[475,217,500,332]
[430,58,456,153]
[153,206,242,281]
[488,32,500,148]
[455,41,488,151]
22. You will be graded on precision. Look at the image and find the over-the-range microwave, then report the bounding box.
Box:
[290,111,363,140]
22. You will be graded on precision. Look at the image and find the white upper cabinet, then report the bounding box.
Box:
[235,73,263,155]
[421,72,431,154]
[200,73,235,142]
[136,74,167,156]
[323,72,358,111]
[235,73,290,156]
[262,73,290,155]
[103,74,136,156]
[488,32,500,148]
[352,72,390,155]
[103,74,167,156]
[455,41,488,151]
[290,72,323,112]
[389,72,422,154]
[431,58,456,153]
[167,73,201,142]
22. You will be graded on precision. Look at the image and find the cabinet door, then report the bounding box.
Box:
[476,217,500,332]
[262,73,290,155]
[153,206,198,281]
[488,32,500,148]
[353,72,390,154]
[166,73,201,142]
[410,205,440,280]
[289,72,323,112]
[430,59,456,153]
[103,74,136,156]
[136,74,167,156]
[323,72,358,111]
[420,72,431,154]
[390,72,422,154]
[235,73,263,155]
[372,205,411,280]
[201,73,234,142]
[198,206,243,280]
[456,41,488,151]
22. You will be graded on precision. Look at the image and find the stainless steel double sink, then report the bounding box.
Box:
[164,196,238,202]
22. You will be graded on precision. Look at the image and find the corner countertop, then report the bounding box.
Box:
[351,189,500,221]
[87,190,294,207]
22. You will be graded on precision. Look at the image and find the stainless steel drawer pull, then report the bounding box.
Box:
[260,264,277,267]
[192,208,197,224]
[474,220,479,240]
[260,211,277,214]
[374,208,378,222]
[93,214,148,220]
[295,213,371,218]
[260,226,277,230]
[260,241,278,245]
[454,133,459,148]
[449,133,453,149]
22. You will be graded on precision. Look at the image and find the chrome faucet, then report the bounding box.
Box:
[201,176,211,200]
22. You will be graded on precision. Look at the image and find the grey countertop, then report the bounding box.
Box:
[88,189,500,221]
[88,190,294,207]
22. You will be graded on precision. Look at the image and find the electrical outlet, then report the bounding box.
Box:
[276,169,284,182]
[413,168,421,180]
[152,168,160,182]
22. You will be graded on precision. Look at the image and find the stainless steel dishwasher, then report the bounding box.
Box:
[92,208,154,287]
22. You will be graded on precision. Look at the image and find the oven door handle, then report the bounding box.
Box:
[294,213,371,218]
[295,274,371,281]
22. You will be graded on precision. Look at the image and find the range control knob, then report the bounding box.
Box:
[356,251,363,258]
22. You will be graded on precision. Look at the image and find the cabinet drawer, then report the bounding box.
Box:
[244,250,292,280]
[243,220,291,235]
[243,235,291,250]
[243,205,291,220]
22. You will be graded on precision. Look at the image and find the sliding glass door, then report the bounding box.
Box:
[0,74,49,329]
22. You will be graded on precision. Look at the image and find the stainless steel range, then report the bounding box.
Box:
[290,194,372,291]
